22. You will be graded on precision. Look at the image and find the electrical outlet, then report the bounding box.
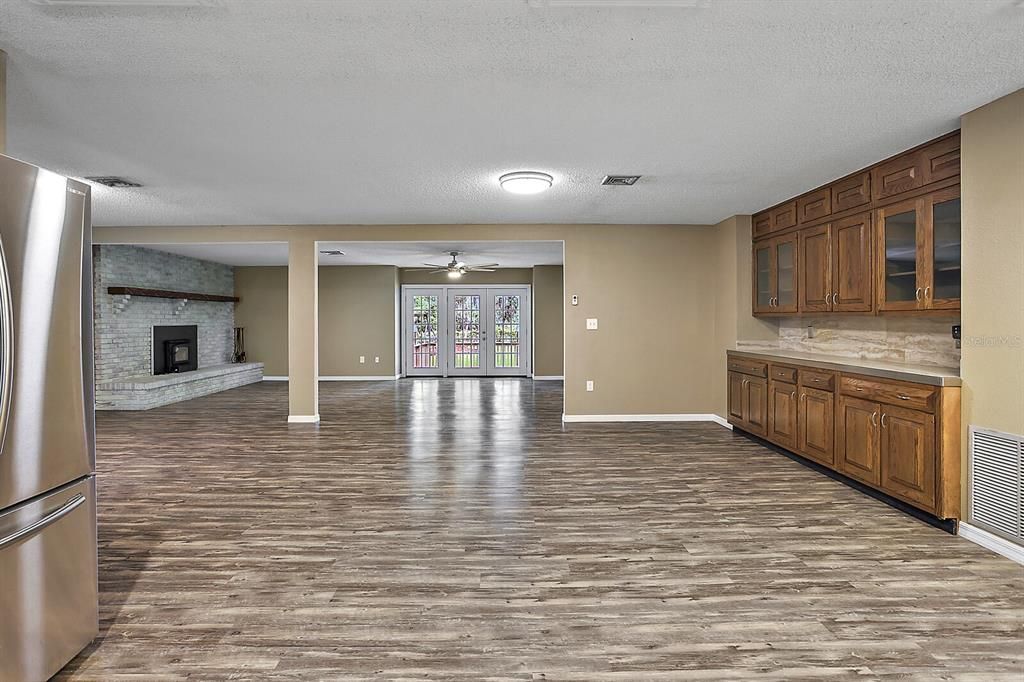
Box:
[586,380,594,392]
[374,356,380,363]
[359,356,365,364]
[586,318,598,330]
[571,294,578,306]
[952,324,961,349]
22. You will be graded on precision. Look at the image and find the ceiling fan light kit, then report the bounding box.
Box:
[412,251,500,277]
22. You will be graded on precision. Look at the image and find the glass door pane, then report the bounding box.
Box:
[412,295,439,369]
[883,208,919,303]
[931,197,961,301]
[755,244,772,310]
[448,290,485,376]
[776,238,796,309]
[486,288,531,376]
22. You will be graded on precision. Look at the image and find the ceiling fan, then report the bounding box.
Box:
[411,251,499,279]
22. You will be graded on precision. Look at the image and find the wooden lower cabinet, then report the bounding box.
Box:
[836,395,882,486]
[798,386,833,466]
[880,406,936,511]
[727,370,767,437]
[768,381,798,450]
[726,353,959,520]
[744,377,768,436]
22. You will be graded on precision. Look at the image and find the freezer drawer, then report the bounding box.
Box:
[0,476,97,682]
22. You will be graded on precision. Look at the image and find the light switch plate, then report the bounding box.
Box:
[586,318,598,330]
[571,294,578,306]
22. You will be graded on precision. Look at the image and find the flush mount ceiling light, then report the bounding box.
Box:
[499,171,553,195]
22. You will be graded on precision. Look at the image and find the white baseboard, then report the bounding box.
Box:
[563,413,732,427]
[958,522,1024,565]
[287,414,320,424]
[533,375,564,381]
[264,375,400,382]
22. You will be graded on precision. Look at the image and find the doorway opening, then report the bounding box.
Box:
[402,285,532,377]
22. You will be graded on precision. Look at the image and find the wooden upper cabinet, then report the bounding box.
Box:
[922,134,960,184]
[753,212,773,239]
[831,172,871,213]
[771,201,798,232]
[798,189,831,224]
[831,213,873,312]
[872,151,924,201]
[799,225,831,313]
[752,233,799,315]
[876,188,960,312]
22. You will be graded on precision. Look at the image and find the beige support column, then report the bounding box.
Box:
[1,50,7,154]
[287,237,319,423]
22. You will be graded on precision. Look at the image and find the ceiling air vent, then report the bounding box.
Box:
[85,176,142,188]
[30,0,222,6]
[602,175,642,186]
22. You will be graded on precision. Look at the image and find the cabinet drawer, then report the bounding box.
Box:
[771,201,798,231]
[797,189,831,224]
[727,357,768,378]
[770,364,798,383]
[800,368,835,391]
[831,172,871,212]
[839,375,937,413]
[753,212,773,239]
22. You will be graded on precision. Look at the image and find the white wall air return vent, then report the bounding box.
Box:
[970,426,1024,543]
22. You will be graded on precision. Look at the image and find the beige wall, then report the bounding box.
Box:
[711,215,777,416]
[235,266,288,376]
[960,89,1024,509]
[400,268,534,285]
[533,265,564,377]
[98,224,715,417]
[319,266,399,376]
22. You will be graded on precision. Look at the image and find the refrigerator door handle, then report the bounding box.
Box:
[0,494,85,550]
[0,234,12,454]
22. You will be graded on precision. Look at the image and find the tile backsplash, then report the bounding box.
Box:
[737,316,960,368]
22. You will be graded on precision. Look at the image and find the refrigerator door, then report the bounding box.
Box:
[0,475,98,682]
[0,155,94,510]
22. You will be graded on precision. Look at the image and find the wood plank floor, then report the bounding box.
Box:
[59,379,1023,680]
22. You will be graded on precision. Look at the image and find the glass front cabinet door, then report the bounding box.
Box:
[753,234,799,315]
[753,241,774,314]
[876,187,960,311]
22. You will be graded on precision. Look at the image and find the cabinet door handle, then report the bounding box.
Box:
[915,287,923,301]
[791,391,796,399]
[870,411,878,427]
[924,286,930,299]
[800,393,806,402]
[824,293,829,305]
[897,394,910,401]
[832,292,838,305]
[881,413,888,428]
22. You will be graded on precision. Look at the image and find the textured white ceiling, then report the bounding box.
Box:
[2,0,1022,227]
[146,240,564,267]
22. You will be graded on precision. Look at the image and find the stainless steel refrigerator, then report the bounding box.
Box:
[0,154,98,681]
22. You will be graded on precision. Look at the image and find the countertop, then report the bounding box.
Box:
[727,348,961,387]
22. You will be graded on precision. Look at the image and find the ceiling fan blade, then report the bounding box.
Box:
[466,267,496,272]
[420,263,446,268]
[468,263,499,269]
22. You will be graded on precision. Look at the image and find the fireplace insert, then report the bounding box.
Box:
[153,325,198,374]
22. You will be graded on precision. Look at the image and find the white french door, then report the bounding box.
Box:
[402,286,531,377]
